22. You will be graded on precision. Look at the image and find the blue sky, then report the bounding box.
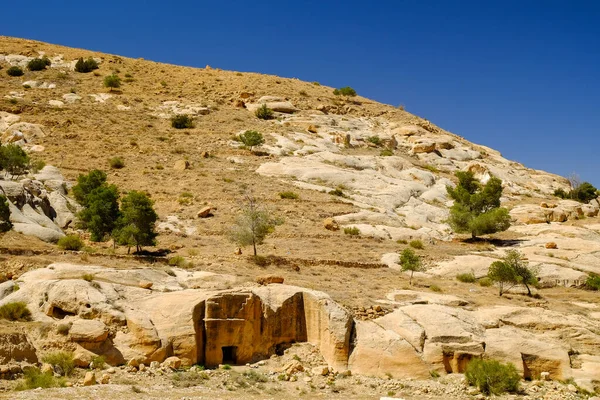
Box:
[3,1,600,186]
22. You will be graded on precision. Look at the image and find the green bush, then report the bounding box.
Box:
[279,191,299,200]
[109,157,125,169]
[82,273,94,282]
[465,358,520,395]
[430,284,442,292]
[409,240,424,249]
[238,130,265,151]
[41,351,75,376]
[29,159,46,174]
[74,57,99,73]
[344,227,360,236]
[0,302,31,321]
[479,277,493,287]
[555,182,598,204]
[103,74,121,90]
[0,144,30,178]
[456,272,476,283]
[57,235,83,251]
[171,114,194,129]
[27,56,51,71]
[399,248,423,285]
[0,195,12,233]
[91,355,106,369]
[255,104,274,120]
[586,274,600,291]
[366,136,382,146]
[333,87,357,96]
[380,149,394,156]
[6,66,24,77]
[113,190,158,253]
[75,171,120,242]
[15,368,65,390]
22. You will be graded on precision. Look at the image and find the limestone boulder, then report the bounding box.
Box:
[246,96,298,114]
[12,222,65,243]
[69,319,109,343]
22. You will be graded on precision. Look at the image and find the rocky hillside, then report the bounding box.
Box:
[0,36,599,399]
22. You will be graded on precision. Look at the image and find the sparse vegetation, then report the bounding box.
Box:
[279,191,299,200]
[488,250,538,296]
[554,181,598,204]
[344,227,360,236]
[57,235,84,251]
[109,157,125,169]
[409,239,424,249]
[82,273,94,282]
[0,144,30,178]
[366,136,382,146]
[333,86,357,96]
[238,130,265,151]
[255,104,274,120]
[479,277,493,287]
[0,195,12,232]
[585,273,600,291]
[446,171,511,239]
[229,195,282,256]
[104,74,121,91]
[456,272,476,283]
[465,358,520,395]
[399,248,423,285]
[171,114,194,129]
[15,368,65,390]
[0,301,31,321]
[27,56,51,71]
[6,66,24,77]
[75,57,99,73]
[42,351,75,376]
[380,149,394,156]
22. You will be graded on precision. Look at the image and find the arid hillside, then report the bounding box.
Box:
[0,37,598,399]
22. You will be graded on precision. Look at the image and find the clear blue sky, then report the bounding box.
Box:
[3,1,599,187]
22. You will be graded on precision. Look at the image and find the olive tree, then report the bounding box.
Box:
[399,248,423,285]
[488,250,538,296]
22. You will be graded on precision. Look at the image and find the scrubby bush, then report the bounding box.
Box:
[488,250,538,296]
[74,57,99,73]
[229,195,282,256]
[555,182,598,204]
[479,277,493,287]
[6,66,24,77]
[109,157,125,169]
[15,367,66,390]
[456,272,476,283]
[333,86,357,96]
[57,235,83,251]
[0,301,31,321]
[0,144,30,178]
[42,351,75,376]
[103,74,121,90]
[255,104,274,120]
[344,227,360,236]
[409,239,424,249]
[279,191,299,200]
[27,56,51,71]
[380,149,394,156]
[586,273,600,291]
[238,130,265,151]
[465,358,520,395]
[0,195,12,233]
[171,114,194,129]
[366,136,382,146]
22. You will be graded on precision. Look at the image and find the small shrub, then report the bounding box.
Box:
[333,86,357,96]
[279,191,299,200]
[168,256,191,268]
[344,227,360,236]
[0,302,31,321]
[243,370,268,383]
[42,351,75,376]
[0,195,12,233]
[430,284,442,292]
[586,274,600,291]
[171,114,194,129]
[109,157,125,169]
[27,56,51,71]
[222,364,231,370]
[380,149,393,156]
[396,239,408,244]
[429,370,440,378]
[6,66,24,77]
[29,159,46,174]
[15,368,65,390]
[75,57,99,73]
[1,143,30,178]
[423,164,440,173]
[409,240,424,249]
[251,255,270,267]
[91,355,106,369]
[57,235,83,251]
[104,74,121,91]
[82,273,94,282]
[329,188,346,197]
[366,136,382,146]
[456,272,476,283]
[238,130,265,151]
[465,358,520,395]
[312,81,321,86]
[299,90,308,96]
[479,277,493,287]
[255,104,274,120]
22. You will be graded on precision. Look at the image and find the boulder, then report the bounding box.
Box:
[173,160,190,171]
[162,356,182,370]
[323,218,339,231]
[197,206,212,218]
[12,222,65,243]
[256,275,284,285]
[69,319,109,343]
[83,371,96,386]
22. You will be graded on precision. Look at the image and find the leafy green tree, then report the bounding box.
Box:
[488,250,538,296]
[114,191,158,252]
[570,182,598,203]
[399,248,423,285]
[0,195,12,232]
[238,130,265,151]
[446,171,511,239]
[0,144,30,178]
[229,195,282,256]
[79,185,120,242]
[72,170,108,207]
[103,74,121,91]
